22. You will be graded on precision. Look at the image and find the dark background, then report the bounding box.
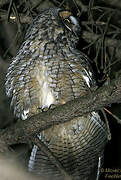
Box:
[0,0,121,179]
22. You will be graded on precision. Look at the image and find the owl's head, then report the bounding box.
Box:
[57,9,81,36]
[25,8,81,47]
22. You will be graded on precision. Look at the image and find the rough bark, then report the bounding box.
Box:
[0,73,121,152]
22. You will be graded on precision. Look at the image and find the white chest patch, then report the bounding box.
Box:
[36,64,55,109]
[82,75,90,87]
[82,69,92,87]
[21,109,30,120]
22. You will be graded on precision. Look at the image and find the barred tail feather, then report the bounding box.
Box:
[28,113,107,180]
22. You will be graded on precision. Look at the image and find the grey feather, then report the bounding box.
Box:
[5,7,107,180]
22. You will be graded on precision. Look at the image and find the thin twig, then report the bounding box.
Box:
[72,0,81,16]
[12,2,21,32]
[7,0,14,21]
[33,137,72,180]
[75,0,87,13]
[101,109,111,140]
[104,107,121,124]
[3,30,20,58]
[30,0,43,11]
[0,11,32,23]
[0,0,10,8]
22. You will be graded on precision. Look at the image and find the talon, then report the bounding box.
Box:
[49,104,56,109]
[38,108,43,113]
[42,107,49,112]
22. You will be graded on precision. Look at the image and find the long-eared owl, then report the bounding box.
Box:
[5,8,107,180]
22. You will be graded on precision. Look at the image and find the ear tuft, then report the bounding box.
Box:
[59,11,71,20]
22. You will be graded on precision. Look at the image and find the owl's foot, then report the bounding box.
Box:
[49,104,56,110]
[38,106,49,112]
[42,107,49,112]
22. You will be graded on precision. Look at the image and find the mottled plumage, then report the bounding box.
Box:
[5,8,107,180]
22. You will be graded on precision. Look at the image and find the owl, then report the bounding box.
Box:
[5,8,107,180]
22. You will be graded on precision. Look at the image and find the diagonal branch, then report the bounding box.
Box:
[0,73,121,153]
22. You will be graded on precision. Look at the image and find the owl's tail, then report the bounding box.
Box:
[28,112,107,180]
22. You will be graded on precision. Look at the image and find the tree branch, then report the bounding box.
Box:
[0,73,121,152]
[101,0,121,9]
[1,10,120,57]
[82,30,121,49]
[82,30,121,58]
[0,0,10,8]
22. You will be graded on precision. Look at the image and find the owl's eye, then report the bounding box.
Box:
[63,16,79,32]
[63,18,73,31]
[64,18,71,24]
[59,10,80,33]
